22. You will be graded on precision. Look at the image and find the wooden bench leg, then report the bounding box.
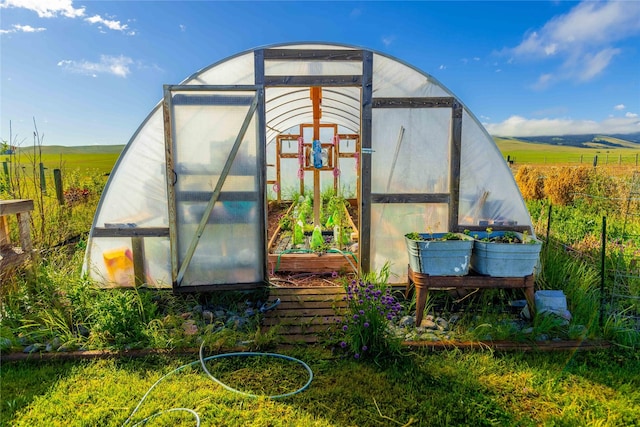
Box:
[415,285,429,326]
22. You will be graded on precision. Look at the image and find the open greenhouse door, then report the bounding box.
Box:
[163,86,266,291]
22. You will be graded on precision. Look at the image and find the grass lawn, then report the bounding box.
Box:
[1,347,638,426]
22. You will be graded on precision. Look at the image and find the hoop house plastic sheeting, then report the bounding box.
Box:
[83,42,533,289]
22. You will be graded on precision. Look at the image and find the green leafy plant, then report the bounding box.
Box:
[337,264,403,361]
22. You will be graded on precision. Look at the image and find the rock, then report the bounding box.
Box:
[23,343,45,353]
[75,325,90,338]
[180,312,192,319]
[522,327,534,334]
[399,316,415,327]
[435,317,449,330]
[192,305,203,314]
[425,314,434,322]
[449,314,460,324]
[182,320,198,336]
[535,334,549,341]
[214,310,226,319]
[202,310,214,324]
[0,337,12,351]
[420,319,437,329]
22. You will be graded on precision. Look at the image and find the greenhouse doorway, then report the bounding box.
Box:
[266,86,362,277]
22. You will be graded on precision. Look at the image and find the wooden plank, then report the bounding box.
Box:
[449,103,462,230]
[267,324,337,335]
[262,316,343,326]
[371,193,450,204]
[92,227,170,238]
[0,199,34,215]
[0,215,10,246]
[372,97,454,108]
[268,253,356,273]
[264,75,362,87]
[264,306,336,317]
[275,301,347,311]
[269,286,346,296]
[264,49,364,61]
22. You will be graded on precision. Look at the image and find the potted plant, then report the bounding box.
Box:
[470,228,542,277]
[404,231,474,276]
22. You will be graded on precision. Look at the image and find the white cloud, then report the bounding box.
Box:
[626,112,639,118]
[614,104,625,111]
[508,1,640,84]
[179,24,186,32]
[57,55,134,78]
[439,64,446,70]
[381,35,395,47]
[484,115,640,137]
[0,0,85,18]
[84,14,130,33]
[1,1,134,34]
[0,23,45,33]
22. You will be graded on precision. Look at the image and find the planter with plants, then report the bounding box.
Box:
[469,228,542,277]
[404,231,474,276]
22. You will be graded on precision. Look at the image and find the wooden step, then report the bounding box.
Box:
[262,286,346,344]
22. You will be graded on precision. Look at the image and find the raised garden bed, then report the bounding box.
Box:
[267,198,359,275]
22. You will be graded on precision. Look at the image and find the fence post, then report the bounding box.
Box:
[593,155,598,167]
[600,216,606,328]
[636,153,638,167]
[54,169,64,205]
[39,162,47,195]
[544,203,553,256]
[2,161,8,177]
[580,154,583,163]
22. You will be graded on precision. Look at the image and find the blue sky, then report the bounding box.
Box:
[1,0,639,147]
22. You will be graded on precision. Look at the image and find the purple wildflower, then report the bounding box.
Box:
[362,345,368,352]
[364,322,370,328]
[340,341,347,348]
[343,325,348,331]
[354,353,360,359]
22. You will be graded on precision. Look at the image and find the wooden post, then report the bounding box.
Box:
[39,163,47,195]
[132,236,146,286]
[54,169,64,205]
[311,87,322,227]
[2,161,8,177]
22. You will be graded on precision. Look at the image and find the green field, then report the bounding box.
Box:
[2,145,124,176]
[2,141,638,179]
[495,138,639,165]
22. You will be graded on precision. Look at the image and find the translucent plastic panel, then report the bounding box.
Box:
[370,203,449,283]
[459,110,533,230]
[373,54,450,98]
[86,236,171,289]
[171,92,262,286]
[95,109,168,227]
[190,52,255,86]
[371,108,451,193]
[265,60,362,76]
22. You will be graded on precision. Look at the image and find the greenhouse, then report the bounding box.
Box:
[83,42,534,291]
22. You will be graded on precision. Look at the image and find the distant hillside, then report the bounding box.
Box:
[499,133,640,149]
[14,145,126,155]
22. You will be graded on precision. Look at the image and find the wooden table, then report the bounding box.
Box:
[0,199,35,276]
[406,266,535,325]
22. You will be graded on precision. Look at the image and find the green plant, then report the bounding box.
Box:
[337,264,403,361]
